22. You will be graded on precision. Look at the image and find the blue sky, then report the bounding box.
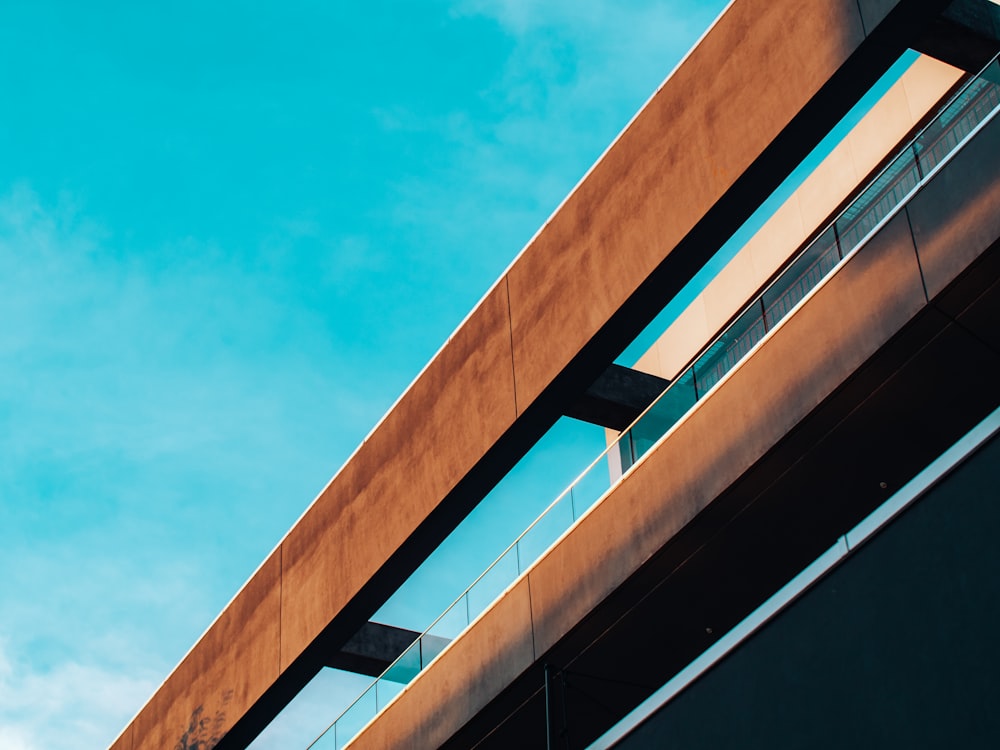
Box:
[0,1,731,747]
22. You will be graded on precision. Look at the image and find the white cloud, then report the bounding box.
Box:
[0,184,398,750]
[0,640,157,750]
[0,7,734,747]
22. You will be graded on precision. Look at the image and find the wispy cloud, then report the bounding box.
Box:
[0,639,158,750]
[0,184,401,745]
[0,5,732,746]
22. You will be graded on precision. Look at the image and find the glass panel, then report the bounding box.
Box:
[426,594,469,641]
[375,678,403,711]
[383,639,421,684]
[618,432,635,473]
[628,369,697,462]
[333,683,376,750]
[308,725,338,750]
[762,226,840,329]
[693,305,766,396]
[835,148,919,252]
[419,631,452,666]
[466,545,520,616]
[572,459,612,517]
[915,69,1000,174]
[517,491,575,569]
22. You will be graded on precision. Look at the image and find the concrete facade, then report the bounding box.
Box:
[111,1,1000,748]
[350,114,1000,748]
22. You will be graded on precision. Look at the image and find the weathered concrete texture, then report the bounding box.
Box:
[634,55,961,382]
[348,579,536,750]
[508,0,867,407]
[529,211,927,661]
[279,280,517,671]
[908,109,1000,299]
[134,550,281,750]
[955,272,1000,352]
[116,1,960,747]
[348,201,936,750]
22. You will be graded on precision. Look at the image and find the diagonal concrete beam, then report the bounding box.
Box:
[111,2,960,749]
[564,364,670,431]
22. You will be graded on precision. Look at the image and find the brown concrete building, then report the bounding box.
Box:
[111,1,1000,748]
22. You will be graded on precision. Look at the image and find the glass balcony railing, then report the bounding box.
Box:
[621,59,1000,472]
[307,53,1000,750]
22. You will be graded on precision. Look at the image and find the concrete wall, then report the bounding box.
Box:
[633,54,963,383]
[111,1,954,747]
[347,111,1000,749]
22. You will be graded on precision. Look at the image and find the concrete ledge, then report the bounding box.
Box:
[506,0,868,406]
[278,281,518,671]
[527,211,927,663]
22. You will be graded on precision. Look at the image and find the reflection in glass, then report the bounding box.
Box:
[308,724,337,750]
[517,493,575,567]
[623,369,697,471]
[419,631,451,666]
[836,149,919,251]
[383,640,421,685]
[375,678,403,712]
[693,306,766,395]
[763,226,840,328]
[427,595,469,641]
[333,685,376,750]
[915,69,1000,174]
[572,459,612,517]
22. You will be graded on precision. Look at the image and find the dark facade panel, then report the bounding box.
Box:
[350,158,1000,749]
[908,102,1000,298]
[437,254,1000,750]
[615,429,1000,749]
[912,0,1000,70]
[564,364,670,430]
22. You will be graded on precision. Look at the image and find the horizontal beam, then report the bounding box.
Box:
[564,364,669,430]
[326,621,424,678]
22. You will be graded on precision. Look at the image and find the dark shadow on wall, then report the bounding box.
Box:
[175,691,233,750]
